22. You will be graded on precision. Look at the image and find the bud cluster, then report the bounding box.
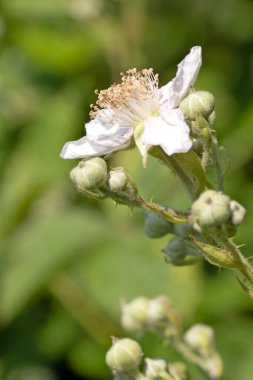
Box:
[184,324,223,379]
[190,190,246,233]
[144,213,202,266]
[121,295,180,338]
[144,358,190,380]
[106,337,191,380]
[115,296,223,379]
[69,157,138,204]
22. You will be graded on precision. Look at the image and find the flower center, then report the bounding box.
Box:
[90,68,160,125]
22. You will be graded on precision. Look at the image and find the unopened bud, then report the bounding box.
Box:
[168,362,189,380]
[108,168,128,192]
[173,223,195,238]
[147,296,180,336]
[70,157,107,191]
[108,167,138,203]
[229,200,246,226]
[179,91,215,121]
[121,297,149,333]
[190,190,231,232]
[184,324,215,357]
[163,237,202,266]
[106,338,143,373]
[144,212,174,238]
[144,358,172,380]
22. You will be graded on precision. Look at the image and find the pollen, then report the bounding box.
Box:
[89,68,159,120]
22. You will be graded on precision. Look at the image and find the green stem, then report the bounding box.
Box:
[173,338,220,380]
[201,140,210,169]
[150,147,209,200]
[138,196,189,224]
[198,116,223,192]
[151,147,196,199]
[210,131,223,192]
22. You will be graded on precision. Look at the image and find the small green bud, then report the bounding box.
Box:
[107,167,138,203]
[173,223,195,238]
[144,358,172,380]
[179,91,215,121]
[106,338,143,373]
[70,157,107,191]
[108,168,128,192]
[121,297,149,333]
[163,237,202,266]
[229,200,246,226]
[144,212,174,238]
[147,295,180,336]
[184,324,215,357]
[167,362,190,380]
[190,190,231,232]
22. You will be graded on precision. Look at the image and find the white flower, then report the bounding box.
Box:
[60,46,202,165]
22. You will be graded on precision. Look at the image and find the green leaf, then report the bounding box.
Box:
[0,208,107,325]
[191,237,239,269]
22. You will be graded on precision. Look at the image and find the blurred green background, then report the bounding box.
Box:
[1,0,253,379]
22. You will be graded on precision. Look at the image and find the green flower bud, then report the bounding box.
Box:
[70,157,107,191]
[173,223,195,238]
[163,237,202,266]
[107,167,138,203]
[179,91,215,121]
[147,296,180,336]
[121,297,149,333]
[184,324,215,357]
[229,200,246,226]
[144,358,172,380]
[108,168,128,192]
[106,338,143,373]
[144,212,174,238]
[190,190,231,232]
[167,362,190,380]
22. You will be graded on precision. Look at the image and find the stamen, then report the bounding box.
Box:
[89,68,159,123]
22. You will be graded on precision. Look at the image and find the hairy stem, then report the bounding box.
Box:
[210,131,223,192]
[150,147,207,200]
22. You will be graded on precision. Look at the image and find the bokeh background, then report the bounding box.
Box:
[1,0,253,379]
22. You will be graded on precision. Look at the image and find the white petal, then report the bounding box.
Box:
[60,137,113,159]
[85,118,112,138]
[86,112,119,139]
[141,109,192,156]
[159,46,202,108]
[60,126,133,159]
